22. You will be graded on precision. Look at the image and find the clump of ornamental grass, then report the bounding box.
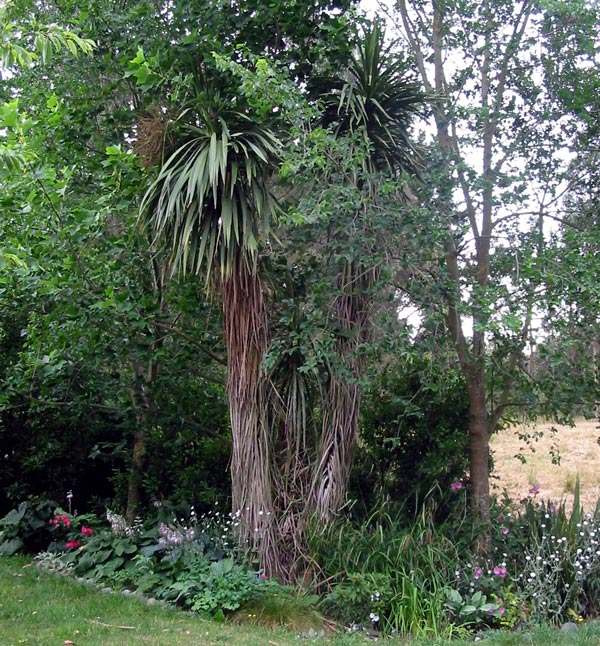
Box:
[308,495,470,637]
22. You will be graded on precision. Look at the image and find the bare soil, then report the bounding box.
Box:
[490,418,600,512]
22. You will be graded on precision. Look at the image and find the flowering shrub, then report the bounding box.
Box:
[515,515,600,621]
[491,481,600,624]
[448,559,510,629]
[106,509,142,538]
[154,504,257,563]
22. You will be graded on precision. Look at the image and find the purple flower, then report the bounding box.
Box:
[501,527,510,536]
[450,481,463,491]
[473,566,483,580]
[493,566,507,578]
[529,485,540,495]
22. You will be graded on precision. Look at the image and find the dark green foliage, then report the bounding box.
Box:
[0,499,58,554]
[142,401,231,512]
[352,355,470,519]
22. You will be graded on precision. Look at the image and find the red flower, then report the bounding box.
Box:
[50,514,71,528]
[65,539,81,550]
[81,526,93,537]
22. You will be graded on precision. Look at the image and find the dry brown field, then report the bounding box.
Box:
[491,418,600,512]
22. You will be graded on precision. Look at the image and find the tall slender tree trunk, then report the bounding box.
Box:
[465,365,492,552]
[311,373,361,519]
[126,359,154,524]
[125,255,165,525]
[222,256,280,577]
[125,426,146,524]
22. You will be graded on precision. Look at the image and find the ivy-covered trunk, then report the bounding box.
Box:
[310,262,373,520]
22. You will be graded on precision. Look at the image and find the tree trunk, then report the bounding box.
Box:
[309,262,372,520]
[125,254,165,526]
[311,374,361,519]
[125,426,146,524]
[222,257,281,577]
[465,366,492,553]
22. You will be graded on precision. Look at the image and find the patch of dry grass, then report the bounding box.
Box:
[491,418,600,512]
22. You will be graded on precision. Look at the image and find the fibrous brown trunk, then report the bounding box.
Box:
[310,262,373,520]
[222,257,280,577]
[311,375,361,519]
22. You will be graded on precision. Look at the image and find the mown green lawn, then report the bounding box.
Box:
[1,556,600,646]
[0,556,323,646]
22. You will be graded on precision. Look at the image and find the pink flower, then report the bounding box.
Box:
[81,526,93,537]
[493,566,506,578]
[65,539,81,550]
[450,481,463,491]
[50,514,71,528]
[501,527,510,536]
[473,566,483,580]
[529,485,540,495]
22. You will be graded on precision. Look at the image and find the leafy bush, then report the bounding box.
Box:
[354,356,469,520]
[443,588,502,627]
[163,557,263,618]
[0,499,58,554]
[323,572,390,630]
